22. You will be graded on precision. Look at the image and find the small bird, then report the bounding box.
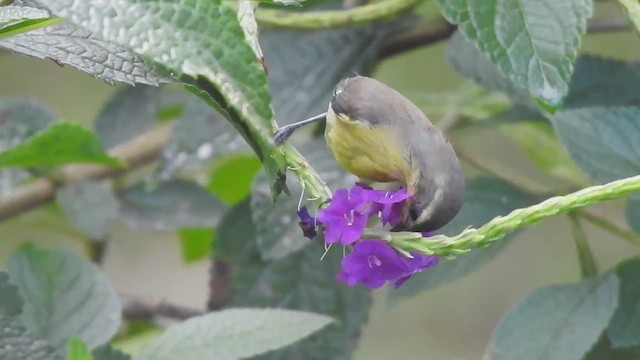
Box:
[275,76,465,232]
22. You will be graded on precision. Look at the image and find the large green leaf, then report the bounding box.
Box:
[118,179,227,230]
[584,335,640,360]
[0,22,170,86]
[214,201,371,360]
[94,85,160,149]
[250,140,354,260]
[0,97,56,198]
[137,309,332,360]
[6,244,122,352]
[387,176,537,304]
[0,122,123,169]
[437,0,593,107]
[38,0,287,196]
[0,318,60,360]
[56,180,119,240]
[608,258,640,348]
[486,273,619,360]
[0,270,23,318]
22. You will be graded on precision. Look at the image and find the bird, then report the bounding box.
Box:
[274,75,465,232]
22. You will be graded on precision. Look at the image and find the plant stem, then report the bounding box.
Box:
[388,174,640,257]
[568,213,598,278]
[575,209,640,246]
[0,17,62,41]
[256,0,422,29]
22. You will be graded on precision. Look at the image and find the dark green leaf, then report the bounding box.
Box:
[437,0,593,106]
[118,180,227,230]
[207,153,261,206]
[137,309,332,360]
[608,258,640,348]
[387,176,537,304]
[0,318,60,360]
[584,335,640,360]
[0,23,170,86]
[56,180,119,240]
[625,195,640,233]
[0,97,56,197]
[251,140,354,260]
[159,98,249,180]
[215,201,371,360]
[94,85,160,149]
[6,244,122,352]
[178,228,215,263]
[553,106,640,183]
[91,345,131,360]
[0,271,23,318]
[38,0,287,197]
[0,122,123,169]
[486,273,619,360]
[67,337,93,360]
[0,5,48,28]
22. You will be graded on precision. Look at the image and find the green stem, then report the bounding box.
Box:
[0,17,62,40]
[575,209,640,246]
[388,174,640,257]
[568,213,598,278]
[281,144,332,205]
[617,0,640,34]
[256,0,422,29]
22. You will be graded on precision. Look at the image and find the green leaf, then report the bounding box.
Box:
[67,337,93,360]
[584,335,640,360]
[251,140,354,260]
[159,98,249,180]
[625,195,640,233]
[137,309,332,360]
[0,22,170,86]
[486,273,619,360]
[0,5,49,28]
[608,258,640,348]
[553,106,640,183]
[38,0,287,197]
[91,345,131,360]
[0,318,60,360]
[0,97,56,197]
[56,180,119,240]
[0,270,23,318]
[437,0,593,107]
[207,153,262,206]
[214,201,371,360]
[387,176,537,304]
[94,85,160,149]
[0,122,123,169]
[6,244,122,352]
[178,228,215,263]
[118,180,227,230]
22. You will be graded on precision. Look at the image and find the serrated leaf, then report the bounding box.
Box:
[214,201,371,360]
[94,85,160,149]
[251,140,354,260]
[6,244,122,352]
[387,176,537,304]
[91,345,130,360]
[486,273,619,360]
[137,309,332,360]
[608,258,640,348]
[38,0,287,197]
[0,318,60,360]
[0,5,49,28]
[0,97,56,198]
[0,23,171,86]
[625,195,640,233]
[178,228,215,263]
[0,270,23,318]
[437,0,593,106]
[118,179,227,230]
[159,98,249,180]
[553,106,640,183]
[56,180,119,240]
[0,122,123,169]
[67,337,93,360]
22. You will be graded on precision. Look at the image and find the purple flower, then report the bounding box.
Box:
[297,207,317,239]
[336,240,406,288]
[371,188,413,226]
[393,252,440,288]
[316,185,381,245]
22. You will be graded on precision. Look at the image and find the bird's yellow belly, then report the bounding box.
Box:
[325,119,407,183]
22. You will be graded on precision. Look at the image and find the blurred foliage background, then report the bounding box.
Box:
[1,1,640,359]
